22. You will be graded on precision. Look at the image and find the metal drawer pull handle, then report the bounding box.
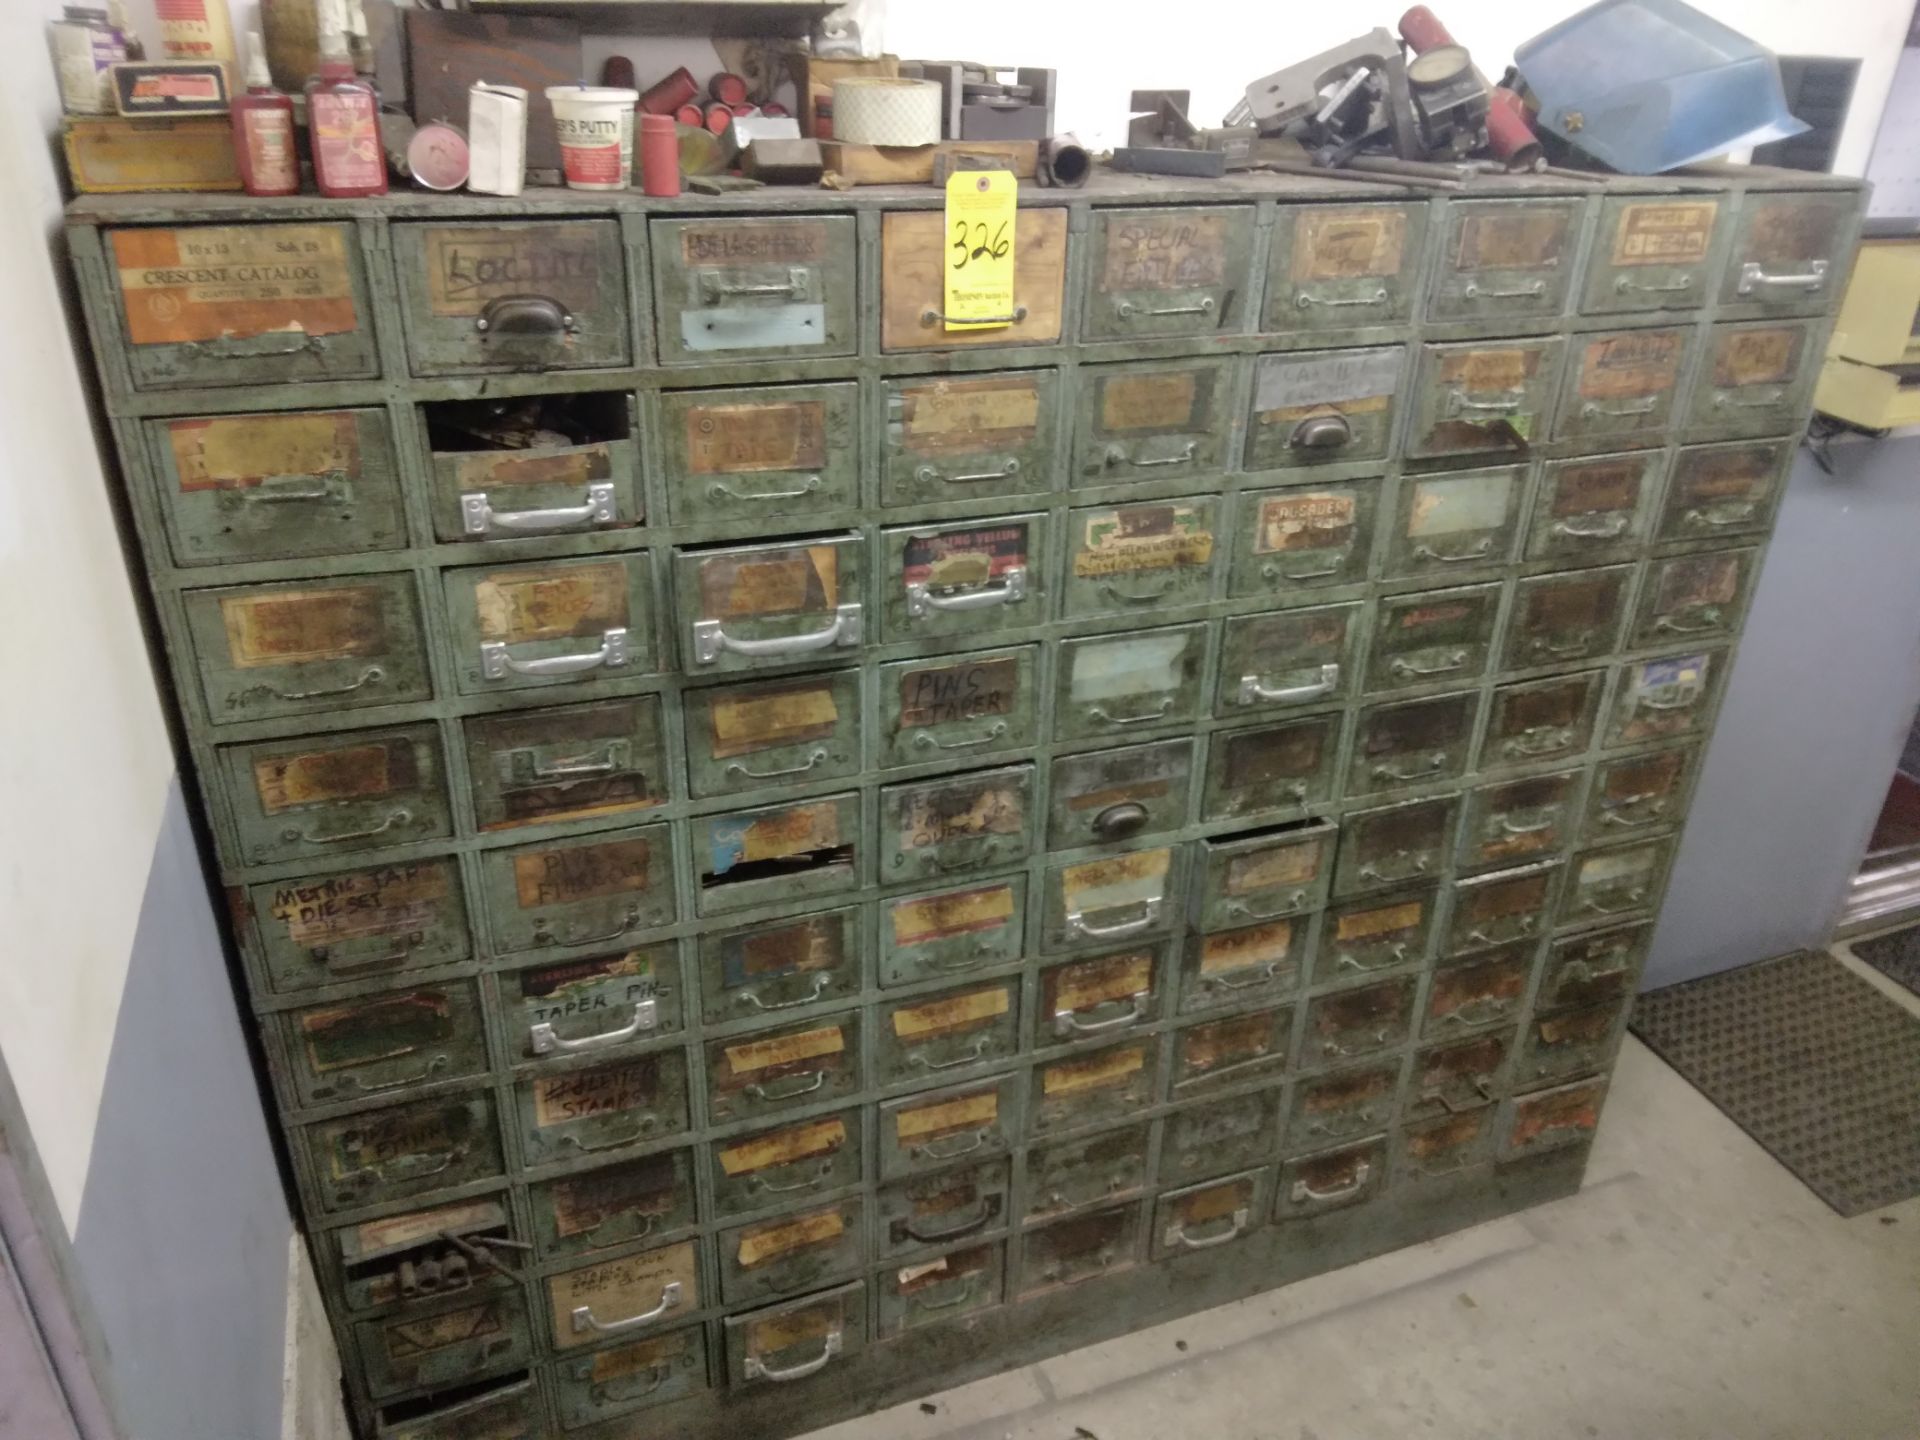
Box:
[1641,690,1699,712]
[1208,962,1281,991]
[1358,854,1430,882]
[1499,811,1557,835]
[571,1282,680,1337]
[1654,610,1723,634]
[251,665,385,704]
[1292,1160,1371,1203]
[1264,558,1344,581]
[1412,538,1494,564]
[1714,389,1786,409]
[929,942,999,972]
[906,567,1026,617]
[588,1364,671,1403]
[1053,989,1150,1038]
[1448,392,1524,415]
[914,721,1008,751]
[917,1130,987,1161]
[183,329,324,358]
[910,1036,991,1071]
[1238,663,1339,706]
[461,483,616,535]
[1388,649,1468,678]
[1736,259,1827,294]
[1561,958,1631,987]
[1108,442,1198,469]
[1614,274,1692,294]
[1167,1206,1250,1250]
[533,906,643,949]
[1602,799,1667,827]
[1581,397,1658,418]
[1338,942,1409,973]
[693,604,862,664]
[528,748,622,780]
[746,1070,828,1102]
[529,998,659,1056]
[917,458,1019,485]
[751,1162,833,1195]
[1443,997,1510,1028]
[1066,897,1162,939]
[559,1118,655,1155]
[475,294,575,336]
[911,1276,983,1312]
[1100,575,1179,604]
[284,808,412,846]
[325,935,420,975]
[1297,287,1389,308]
[580,1209,654,1246]
[923,838,1004,873]
[481,629,630,680]
[743,1329,842,1383]
[923,305,1028,327]
[1461,280,1547,299]
[230,473,346,503]
[701,269,806,301]
[1091,698,1173,727]
[339,1145,462,1186]
[1683,503,1757,527]
[1532,632,1593,657]
[727,748,829,780]
[1372,754,1446,783]
[340,1055,449,1095]
[1225,890,1307,921]
[1503,726,1572,757]
[707,475,822,503]
[1325,1027,1393,1057]
[1117,296,1216,318]
[1582,886,1648,914]
[899,1197,995,1244]
[1550,514,1628,539]
[739,974,833,1012]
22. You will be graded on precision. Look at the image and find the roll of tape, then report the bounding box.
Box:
[832,77,943,147]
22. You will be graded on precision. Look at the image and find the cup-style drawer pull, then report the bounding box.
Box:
[1238,663,1339,706]
[738,973,833,1012]
[743,1328,842,1383]
[693,604,862,664]
[1614,273,1693,294]
[1461,280,1547,300]
[571,1281,680,1336]
[916,458,1019,485]
[906,567,1026,616]
[707,475,822,504]
[1290,413,1354,450]
[700,267,807,301]
[475,294,576,336]
[746,1070,828,1102]
[1092,802,1150,841]
[1106,441,1198,469]
[1736,259,1827,295]
[532,905,644,949]
[1683,502,1758,527]
[242,665,385,706]
[529,998,658,1056]
[1653,608,1724,634]
[1225,890,1307,921]
[896,1195,998,1245]
[482,629,629,680]
[1066,897,1162,940]
[1388,649,1469,678]
[726,748,829,780]
[1372,753,1447,783]
[283,807,412,846]
[1550,513,1629,539]
[1166,1205,1250,1250]
[923,305,1028,327]
[1292,1158,1371,1203]
[224,472,348,504]
[1116,295,1217,318]
[914,721,1008,751]
[1091,697,1173,728]
[1580,397,1659,419]
[1296,287,1389,309]
[1338,941,1409,973]
[1052,989,1150,1038]
[908,1035,991,1071]
[1412,537,1494,564]
[462,483,616,535]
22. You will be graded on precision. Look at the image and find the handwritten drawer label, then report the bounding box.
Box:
[699,546,839,620]
[513,837,651,908]
[725,1025,845,1077]
[896,1089,999,1142]
[549,1157,678,1239]
[1052,952,1152,1015]
[1199,920,1293,975]
[1101,212,1232,291]
[1100,371,1200,432]
[737,1206,845,1268]
[267,861,451,946]
[423,223,605,317]
[1294,208,1408,281]
[1042,1044,1146,1097]
[254,738,413,814]
[533,1059,660,1128]
[899,656,1019,730]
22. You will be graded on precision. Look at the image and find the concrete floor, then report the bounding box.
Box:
[811,943,1920,1440]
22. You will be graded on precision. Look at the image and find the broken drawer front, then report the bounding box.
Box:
[107,223,378,390]
[150,408,402,564]
[464,697,667,835]
[723,1282,868,1388]
[1407,1029,1515,1122]
[1429,198,1581,322]
[704,1014,863,1126]
[1366,584,1500,695]
[881,515,1047,643]
[1158,1087,1283,1185]
[426,392,639,543]
[1037,945,1165,1047]
[879,1074,1021,1179]
[1686,321,1821,439]
[1314,887,1438,987]
[478,825,676,955]
[1397,1103,1496,1181]
[1151,1168,1266,1259]
[696,907,861,1030]
[1084,205,1256,339]
[1168,1004,1293,1094]
[1048,740,1193,850]
[306,1091,503,1213]
[394,220,629,375]
[356,1289,531,1400]
[242,856,471,995]
[1075,358,1234,484]
[1063,497,1222,617]
[1349,691,1478,799]
[1245,347,1405,471]
[1231,479,1381,596]
[878,876,1027,989]
[1194,821,1337,931]
[1458,770,1584,871]
[221,723,451,867]
[883,645,1039,764]
[332,1196,519,1315]
[1054,626,1203,744]
[877,1240,1005,1335]
[1408,338,1564,461]
[1537,922,1651,1015]
[1503,1075,1608,1159]
[677,536,864,674]
[881,207,1068,351]
[528,1148,699,1262]
[685,670,862,800]
[1041,845,1181,952]
[280,979,487,1109]
[1555,327,1690,442]
[696,794,860,916]
[443,554,655,696]
[547,1239,702,1352]
[877,978,1020,1087]
[884,369,1060,508]
[1503,567,1632,672]
[651,215,857,363]
[1217,602,1364,717]
[718,1194,865,1306]
[709,1111,863,1219]
[1526,452,1662,564]
[1286,1059,1402,1154]
[502,943,681,1065]
[880,764,1036,885]
[1518,997,1631,1085]
[877,1158,1010,1258]
[1581,196,1726,315]
[1605,649,1728,748]
[1659,439,1791,543]
[376,1375,539,1438]
[552,1324,708,1429]
[658,382,858,524]
[1276,1134,1388,1219]
[1720,190,1858,311]
[1027,1123,1151,1221]
[1018,1203,1141,1296]
[1265,200,1429,333]
[1333,796,1459,897]
[1386,467,1525,580]
[184,574,431,724]
[515,1050,691,1167]
[1481,671,1604,774]
[1583,745,1699,842]
[1560,837,1675,927]
[1631,548,1759,648]
[1425,944,1533,1039]
[1030,1038,1157,1136]
[1201,713,1345,822]
[1304,979,1414,1067]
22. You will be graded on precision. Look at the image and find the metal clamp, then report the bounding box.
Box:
[1115,295,1217,318]
[282,808,412,846]
[692,604,862,664]
[905,567,1026,617]
[1387,649,1468,679]
[1066,897,1162,940]
[1106,442,1198,469]
[1412,538,1495,564]
[700,268,807,302]
[1237,663,1339,707]
[922,306,1029,326]
[571,1281,680,1337]
[1736,259,1827,295]
[1297,287,1389,309]
[706,475,822,504]
[461,483,616,536]
[737,973,834,1012]
[916,458,1019,486]
[743,1329,842,1383]
[481,629,630,680]
[529,998,659,1056]
[1165,1206,1250,1250]
[726,748,830,780]
[1291,1159,1370,1203]
[1550,513,1629,540]
[1052,989,1149,1039]
[912,721,1008,751]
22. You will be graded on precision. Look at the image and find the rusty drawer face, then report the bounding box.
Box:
[306,1091,503,1213]
[515,1050,691,1168]
[528,1148,698,1262]
[676,535,865,674]
[242,857,471,995]
[1720,191,1857,311]
[149,408,403,564]
[879,876,1027,989]
[1429,198,1582,322]
[1048,740,1194,850]
[877,1158,1010,1257]
[1217,602,1365,716]
[184,574,431,725]
[881,514,1048,643]
[425,392,639,544]
[709,1110,862,1219]
[879,1074,1021,1180]
[1366,584,1501,695]
[1504,1075,1608,1159]
[1304,978,1414,1067]
[718,1194,865,1306]
[883,369,1060,507]
[1349,691,1479,799]
[1286,1059,1402,1154]
[1037,945,1163,1047]
[1660,440,1791,542]
[1074,358,1234,484]
[1481,670,1604,773]
[883,646,1041,766]
[552,1323,709,1429]
[1232,480,1382,597]
[443,554,655,697]
[704,1013,862,1127]
[1538,922,1651,1015]
[1445,861,1560,957]
[1244,347,1405,471]
[1027,1123,1151,1220]
[684,670,862,800]
[877,978,1020,1088]
[1194,821,1337,930]
[1085,205,1256,339]
[1276,1134,1388,1219]
[877,1240,1005,1335]
[1581,196,1726,315]
[1266,201,1429,332]
[1527,452,1662,564]
[1606,649,1727,748]
[356,1289,531,1400]
[1054,626,1204,744]
[1397,1103,1496,1180]
[695,907,861,1030]
[1177,918,1305,1016]
[1554,327,1691,443]
[1314,887,1437,987]
[1407,1029,1515,1123]
[502,943,681,1065]
[478,825,675,956]
[221,724,451,867]
[1408,338,1565,461]
[1063,497,1221,617]
[1151,1168,1265,1259]
[881,207,1068,351]
[1385,467,1526,580]
[395,221,630,375]
[1158,1086,1283,1184]
[723,1281,868,1388]
[1561,837,1674,927]
[1503,567,1632,672]
[1424,945,1533,1039]
[1031,1038,1157,1136]
[1518,997,1630,1085]
[280,979,487,1109]
[1202,713,1345,822]
[377,1377,539,1438]
[548,1239,701,1353]
[1334,796,1458,897]
[1584,745,1698,842]
[1041,845,1180,952]
[464,697,667,835]
[651,215,857,363]
[659,382,858,525]
[880,764,1034,885]
[332,1196,519,1314]
[1018,1203,1140,1297]
[1459,770,1584,871]
[1169,1004,1294,1094]
[1686,321,1821,438]
[107,223,379,390]
[1632,548,1758,648]
[695,794,859,916]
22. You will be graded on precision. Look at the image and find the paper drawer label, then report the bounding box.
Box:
[473,562,626,645]
[221,585,386,668]
[422,223,605,317]
[709,682,840,758]
[1199,920,1293,975]
[1100,371,1200,432]
[113,225,357,345]
[890,883,1015,947]
[254,738,414,814]
[1042,1044,1145,1097]
[685,401,826,474]
[681,221,830,266]
[895,1089,998,1141]
[1074,504,1214,577]
[533,1058,660,1127]
[1611,202,1717,265]
[1101,212,1232,291]
[718,1117,846,1177]
[708,801,841,877]
[725,1025,845,1077]
[901,376,1040,448]
[513,837,651,908]
[736,1207,845,1268]
[699,546,839,619]
[1051,952,1152,1015]
[891,986,1010,1040]
[1294,207,1408,280]
[267,861,451,946]
[169,412,359,491]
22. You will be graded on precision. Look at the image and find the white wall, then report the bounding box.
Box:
[879,0,1910,177]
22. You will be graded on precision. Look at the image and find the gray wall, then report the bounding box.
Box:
[1645,435,1920,989]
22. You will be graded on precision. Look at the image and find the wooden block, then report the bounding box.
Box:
[63,116,241,193]
[406,10,580,172]
[819,139,1038,186]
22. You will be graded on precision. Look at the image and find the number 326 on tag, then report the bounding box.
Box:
[942,170,1019,331]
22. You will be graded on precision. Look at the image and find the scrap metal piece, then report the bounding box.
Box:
[1110,146,1228,178]
[1037,133,1091,187]
[1232,28,1412,145]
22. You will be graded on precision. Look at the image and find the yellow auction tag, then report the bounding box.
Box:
[943,170,1018,331]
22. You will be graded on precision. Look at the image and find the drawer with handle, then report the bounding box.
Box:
[1348,690,1478,799]
[1537,922,1651,1014]
[1062,497,1222,617]
[1443,860,1561,957]
[478,825,675,956]
[880,764,1035,885]
[1583,745,1698,841]
[718,1194,865,1306]
[1458,769,1585,871]
[881,515,1048,643]
[443,554,655,696]
[1481,670,1604,774]
[1384,467,1525,580]
[1265,200,1428,333]
[1503,567,1632,672]
[1526,452,1661,564]
[1047,740,1193,851]
[1194,820,1337,932]
[1037,945,1165,1048]
[1074,357,1234,485]
[877,1240,1005,1335]
[1424,944,1534,1039]
[528,1148,698,1262]
[1041,844,1180,952]
[330,1196,519,1315]
[881,207,1067,351]
[704,1014,862,1127]
[1244,347,1405,472]
[1658,439,1791,542]
[1216,602,1364,717]
[1605,649,1727,748]
[1719,190,1858,313]
[1304,978,1414,1066]
[1366,583,1501,695]
[723,1281,867,1388]
[1026,1123,1151,1221]
[499,943,681,1065]
[878,1074,1021,1180]
[684,670,862,800]
[1580,196,1725,315]
[1313,887,1437,987]
[676,536,864,674]
[1231,479,1381,596]
[546,1239,700,1353]
[1054,626,1203,744]
[883,369,1060,507]
[883,645,1040,764]
[1084,205,1256,340]
[514,1049,691,1168]
[1429,198,1582,322]
[1157,1086,1283,1184]
[1201,713,1344,822]
[463,697,666,836]
[1275,1134,1388,1219]
[709,1110,863,1219]
[695,795,859,917]
[424,392,638,543]
[240,856,471,996]
[651,215,857,363]
[220,724,451,868]
[1407,1029,1515,1123]
[1407,338,1564,461]
[695,907,861,1031]
[879,876,1027,989]
[305,1091,503,1214]
[877,1157,1010,1259]
[1150,1169,1266,1259]
[1168,1004,1293,1094]
[658,382,858,525]
[356,1289,531,1400]
[278,979,487,1109]
[877,978,1020,1088]
[1553,326,1690,443]
[552,1323,708,1429]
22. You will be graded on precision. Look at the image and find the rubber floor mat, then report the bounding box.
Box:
[1631,949,1920,1216]
[1850,923,1920,1002]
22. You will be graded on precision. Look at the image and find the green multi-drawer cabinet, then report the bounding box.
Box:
[67,166,1862,1439]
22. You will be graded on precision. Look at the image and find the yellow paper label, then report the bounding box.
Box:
[1199,921,1293,974]
[736,1208,845,1268]
[1043,1044,1145,1097]
[724,1025,845,1077]
[943,170,1018,331]
[891,986,1010,1040]
[717,1117,845,1178]
[890,884,1015,947]
[1052,952,1152,1015]
[895,1089,998,1141]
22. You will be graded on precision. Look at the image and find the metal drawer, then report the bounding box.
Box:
[1303,978,1414,1067]
[1030,1038,1157,1135]
[425,392,639,544]
[657,382,858,525]
[220,724,451,867]
[1286,1059,1402,1154]
[1313,887,1437,987]
[1658,440,1792,542]
[1084,205,1256,340]
[877,1159,1010,1257]
[694,907,862,1030]
[1720,190,1857,311]
[477,825,676,956]
[880,515,1048,643]
[240,856,471,995]
[1560,837,1675,928]
[878,877,1027,989]
[1062,497,1222,617]
[1583,745,1699,842]
[464,698,667,835]
[1157,1086,1283,1183]
[278,979,487,1109]
[443,554,654,697]
[694,795,859,917]
[552,1324,708,1429]
[1631,548,1759,648]
[1040,844,1181,952]
[1605,649,1728,748]
[883,369,1060,507]
[1348,690,1478,799]
[675,536,864,675]
[876,1240,1005,1335]
[1244,347,1405,471]
[331,1197,518,1315]
[722,1281,867,1388]
[1407,338,1565,461]
[1686,321,1821,439]
[1168,1004,1294,1094]
[1525,452,1662,564]
[1408,1028,1515,1122]
[1443,861,1559,957]
[1217,602,1365,716]
[1423,947,1532,1038]
[1054,626,1204,743]
[709,1111,863,1219]
[881,208,1068,351]
[1017,1203,1140,1297]
[1481,671,1604,774]
[1537,922,1651,1015]
[1580,196,1725,314]
[650,215,857,363]
[1026,1123,1151,1221]
[1502,1076,1607,1159]
[514,1050,691,1168]
[528,1148,698,1262]
[1397,1103,1496,1181]
[1458,770,1584,871]
[306,1091,503,1213]
[879,764,1035,885]
[1201,713,1345,822]
[547,1239,701,1353]
[1150,1168,1265,1258]
[1037,945,1165,1047]
[1554,326,1690,443]
[1503,567,1632,672]
[1231,479,1382,596]
[1275,1134,1388,1219]
[718,1194,865,1306]
[1333,796,1459,897]
[356,1289,531,1400]
[1074,358,1235,484]
[1365,584,1501,695]
[1264,200,1428,332]
[1429,198,1582,322]
[684,670,862,800]
[878,1074,1021,1179]
[1047,740,1194,850]
[877,978,1020,1088]
[1193,821,1337,931]
[1384,467,1525,580]
[1517,997,1630,1085]
[703,1013,862,1127]
[881,644,1040,764]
